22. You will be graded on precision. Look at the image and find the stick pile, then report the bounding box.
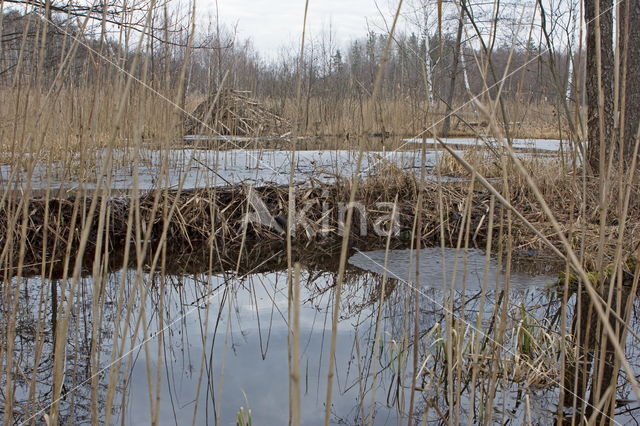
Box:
[185,89,292,136]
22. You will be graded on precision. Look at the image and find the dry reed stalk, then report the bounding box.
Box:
[321,5,406,423]
[290,262,302,426]
[366,195,398,426]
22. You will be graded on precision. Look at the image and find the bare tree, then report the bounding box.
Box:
[584,0,615,172]
[620,0,640,167]
[442,1,465,136]
[584,0,639,172]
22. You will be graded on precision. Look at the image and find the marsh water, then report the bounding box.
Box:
[7,244,640,424]
[8,248,541,423]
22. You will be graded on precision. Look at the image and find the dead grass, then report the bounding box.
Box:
[263,96,569,139]
[0,86,184,160]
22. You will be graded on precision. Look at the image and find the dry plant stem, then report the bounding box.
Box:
[323,2,403,424]
[154,184,169,426]
[409,138,428,424]
[431,119,449,421]
[289,2,309,421]
[398,188,421,421]
[456,175,476,423]
[355,330,366,425]
[100,185,136,426]
[137,41,163,425]
[287,161,297,425]
[488,147,515,424]
[88,176,112,424]
[557,179,578,423]
[190,240,217,426]
[294,0,310,134]
[290,263,302,426]
[468,195,496,426]
[322,150,364,426]
[366,196,398,426]
[444,174,476,423]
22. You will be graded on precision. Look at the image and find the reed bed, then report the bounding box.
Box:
[266,97,567,139]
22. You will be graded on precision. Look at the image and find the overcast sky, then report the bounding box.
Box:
[197,1,551,59]
[206,0,404,56]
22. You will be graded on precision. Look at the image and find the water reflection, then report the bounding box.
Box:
[4,246,640,424]
[348,247,555,292]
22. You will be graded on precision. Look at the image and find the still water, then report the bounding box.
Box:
[7,247,594,424]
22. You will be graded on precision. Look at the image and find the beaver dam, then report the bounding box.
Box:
[2,140,640,425]
[0,149,578,277]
